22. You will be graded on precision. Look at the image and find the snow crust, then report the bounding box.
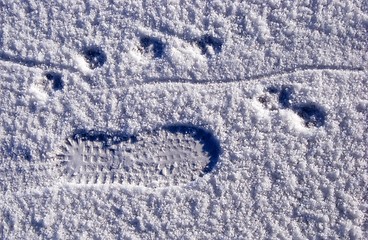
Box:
[0,0,367,239]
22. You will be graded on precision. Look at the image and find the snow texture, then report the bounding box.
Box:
[0,0,367,239]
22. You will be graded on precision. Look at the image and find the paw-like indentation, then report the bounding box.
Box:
[257,86,280,110]
[53,124,221,187]
[196,35,223,56]
[139,36,165,58]
[83,46,107,69]
[292,103,326,128]
[45,72,63,91]
[278,85,294,108]
[259,85,327,128]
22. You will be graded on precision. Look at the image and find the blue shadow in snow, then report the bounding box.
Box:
[278,85,294,108]
[72,129,135,147]
[292,103,326,128]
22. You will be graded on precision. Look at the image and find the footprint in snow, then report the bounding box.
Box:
[52,124,221,187]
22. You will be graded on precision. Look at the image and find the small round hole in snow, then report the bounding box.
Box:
[83,46,107,69]
[45,72,64,91]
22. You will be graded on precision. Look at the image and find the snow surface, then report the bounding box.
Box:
[0,0,367,239]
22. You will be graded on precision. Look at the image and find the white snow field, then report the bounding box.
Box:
[0,0,367,239]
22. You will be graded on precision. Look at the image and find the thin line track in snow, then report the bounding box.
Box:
[0,52,80,73]
[141,65,366,86]
[0,53,365,89]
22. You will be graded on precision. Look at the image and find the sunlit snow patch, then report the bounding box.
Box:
[53,124,221,187]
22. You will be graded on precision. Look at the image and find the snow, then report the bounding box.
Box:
[0,0,367,239]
